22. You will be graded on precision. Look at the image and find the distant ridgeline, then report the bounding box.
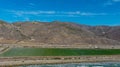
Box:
[0,20,7,24]
[0,20,119,45]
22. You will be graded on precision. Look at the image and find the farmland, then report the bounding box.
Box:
[1,47,120,57]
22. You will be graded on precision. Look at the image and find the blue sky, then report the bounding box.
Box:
[0,0,120,25]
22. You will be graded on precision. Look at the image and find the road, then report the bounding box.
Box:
[0,55,120,66]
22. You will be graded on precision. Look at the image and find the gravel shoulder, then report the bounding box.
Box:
[0,55,120,66]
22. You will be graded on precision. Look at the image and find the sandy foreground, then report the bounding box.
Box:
[0,55,120,66]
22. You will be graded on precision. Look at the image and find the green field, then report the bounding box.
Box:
[1,48,120,57]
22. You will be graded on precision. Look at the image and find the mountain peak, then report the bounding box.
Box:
[0,20,119,45]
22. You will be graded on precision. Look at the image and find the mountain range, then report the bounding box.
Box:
[0,20,120,46]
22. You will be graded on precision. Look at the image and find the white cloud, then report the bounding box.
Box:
[104,1,113,6]
[24,17,30,21]
[112,0,120,2]
[62,11,81,15]
[104,0,120,6]
[9,10,56,16]
[62,11,107,16]
[58,11,107,16]
[6,10,108,18]
[29,3,35,6]
[28,3,36,8]
[80,12,107,16]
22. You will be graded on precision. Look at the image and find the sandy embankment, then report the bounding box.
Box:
[0,55,120,66]
[4,43,120,49]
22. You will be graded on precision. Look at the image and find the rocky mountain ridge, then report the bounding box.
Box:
[0,20,120,45]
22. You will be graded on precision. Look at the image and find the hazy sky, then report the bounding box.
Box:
[0,0,120,25]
